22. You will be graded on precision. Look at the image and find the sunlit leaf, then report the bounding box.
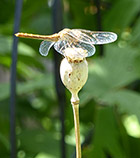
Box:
[81,45,139,104]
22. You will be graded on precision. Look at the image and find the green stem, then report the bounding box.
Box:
[72,103,81,158]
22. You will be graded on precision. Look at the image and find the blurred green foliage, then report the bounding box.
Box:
[0,0,140,158]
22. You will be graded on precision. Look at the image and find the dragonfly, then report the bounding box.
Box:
[15,28,117,58]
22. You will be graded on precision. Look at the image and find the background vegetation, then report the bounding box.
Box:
[0,0,140,158]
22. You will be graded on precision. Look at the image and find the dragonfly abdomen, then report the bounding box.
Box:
[15,32,59,42]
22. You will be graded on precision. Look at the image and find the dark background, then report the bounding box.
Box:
[0,0,140,158]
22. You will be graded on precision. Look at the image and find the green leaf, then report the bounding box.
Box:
[80,45,140,119]
[129,136,140,157]
[18,129,61,157]
[0,133,9,151]
[91,107,126,158]
[103,0,140,31]
[101,90,140,121]
[18,129,74,158]
[0,74,56,101]
[129,17,140,45]
[133,53,140,76]
[81,45,139,103]
[0,83,9,101]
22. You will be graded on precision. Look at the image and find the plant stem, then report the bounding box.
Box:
[72,103,81,158]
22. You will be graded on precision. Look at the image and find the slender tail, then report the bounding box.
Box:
[15,32,59,41]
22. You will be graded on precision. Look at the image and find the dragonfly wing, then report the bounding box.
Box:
[54,39,96,57]
[68,29,117,45]
[54,40,68,56]
[76,41,96,57]
[39,41,55,56]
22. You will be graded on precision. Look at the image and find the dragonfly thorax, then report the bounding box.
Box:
[58,28,71,38]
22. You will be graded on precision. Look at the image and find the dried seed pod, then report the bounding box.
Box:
[60,48,88,105]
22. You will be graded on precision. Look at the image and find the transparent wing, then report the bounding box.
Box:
[39,41,55,56]
[54,39,96,57]
[67,29,117,45]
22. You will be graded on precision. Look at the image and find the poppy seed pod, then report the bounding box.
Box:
[60,48,88,105]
